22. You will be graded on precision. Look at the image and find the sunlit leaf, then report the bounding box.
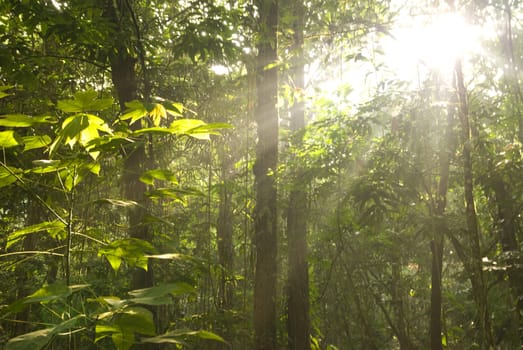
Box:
[24,284,89,304]
[98,238,156,272]
[150,103,167,126]
[0,85,14,100]
[127,282,195,305]
[93,198,139,207]
[0,165,21,187]
[164,101,184,116]
[6,220,66,249]
[139,169,178,185]
[22,135,51,151]
[0,130,22,148]
[6,328,53,350]
[0,114,55,127]
[57,90,113,113]
[142,330,225,345]
[121,100,148,125]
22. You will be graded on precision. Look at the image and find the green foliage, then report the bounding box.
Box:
[98,238,156,272]
[6,220,66,249]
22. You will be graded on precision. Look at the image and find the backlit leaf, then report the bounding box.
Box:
[6,220,66,249]
[57,90,113,113]
[98,238,156,272]
[6,328,53,350]
[0,130,22,148]
[22,135,51,151]
[0,114,55,127]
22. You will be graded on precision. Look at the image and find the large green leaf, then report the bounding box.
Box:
[0,114,55,127]
[6,220,66,249]
[96,307,155,350]
[49,113,112,158]
[139,169,178,185]
[127,282,195,305]
[142,330,225,345]
[57,90,113,113]
[98,238,156,272]
[6,315,87,350]
[93,198,139,207]
[0,165,21,187]
[0,85,14,99]
[24,284,90,304]
[6,328,53,350]
[22,135,52,151]
[120,100,148,125]
[0,130,22,148]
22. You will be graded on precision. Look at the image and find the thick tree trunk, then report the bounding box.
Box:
[455,60,493,349]
[286,0,310,348]
[253,0,279,349]
[105,0,153,291]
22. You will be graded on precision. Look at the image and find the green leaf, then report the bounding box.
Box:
[22,135,52,151]
[93,198,139,207]
[150,103,167,126]
[116,306,156,336]
[139,169,178,185]
[127,282,195,305]
[30,160,64,174]
[142,330,225,345]
[169,119,206,133]
[0,85,14,100]
[6,328,53,350]
[131,127,174,136]
[6,220,66,249]
[98,238,156,272]
[164,101,184,116]
[0,114,55,127]
[96,307,155,350]
[49,113,112,157]
[6,315,88,350]
[57,90,113,113]
[146,187,205,203]
[121,100,148,125]
[24,283,89,304]
[0,165,21,187]
[0,130,22,148]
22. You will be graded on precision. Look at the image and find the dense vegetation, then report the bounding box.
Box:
[1,0,523,349]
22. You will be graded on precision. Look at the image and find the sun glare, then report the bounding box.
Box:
[382,11,491,81]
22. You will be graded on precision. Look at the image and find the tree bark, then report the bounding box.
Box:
[105,0,153,290]
[253,0,279,349]
[455,60,493,349]
[429,89,454,350]
[286,0,311,348]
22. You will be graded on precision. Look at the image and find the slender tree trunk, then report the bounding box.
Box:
[253,0,279,349]
[429,90,454,350]
[455,60,493,349]
[215,144,234,349]
[490,176,523,345]
[286,0,310,348]
[391,260,415,350]
[217,151,234,309]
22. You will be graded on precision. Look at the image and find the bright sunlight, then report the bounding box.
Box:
[382,9,494,81]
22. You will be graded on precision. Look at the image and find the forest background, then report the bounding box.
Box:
[1,0,522,349]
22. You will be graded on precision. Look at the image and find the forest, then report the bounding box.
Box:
[0,0,522,349]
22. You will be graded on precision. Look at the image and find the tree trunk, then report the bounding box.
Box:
[286,0,310,348]
[253,0,279,349]
[430,89,454,350]
[455,60,493,349]
[217,153,234,310]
